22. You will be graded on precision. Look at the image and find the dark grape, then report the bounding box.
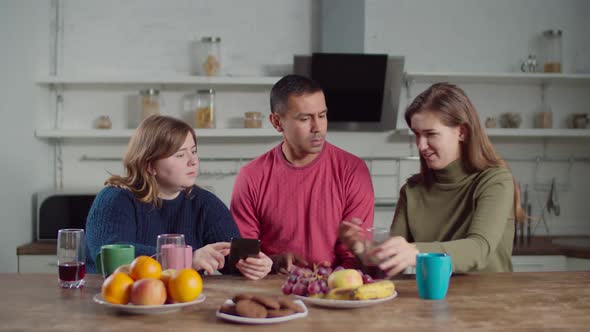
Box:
[333,266,344,272]
[291,267,302,276]
[307,281,322,295]
[362,274,374,284]
[298,277,312,286]
[287,274,298,284]
[319,279,328,293]
[281,282,293,295]
[317,266,332,277]
[292,282,308,296]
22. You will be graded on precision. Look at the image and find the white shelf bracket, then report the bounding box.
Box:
[54,139,64,190]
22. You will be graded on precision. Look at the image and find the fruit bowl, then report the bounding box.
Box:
[93,293,206,315]
[294,292,397,309]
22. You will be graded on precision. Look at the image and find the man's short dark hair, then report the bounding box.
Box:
[270,74,323,115]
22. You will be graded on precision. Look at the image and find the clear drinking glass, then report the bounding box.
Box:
[57,229,86,289]
[361,227,391,279]
[156,234,186,270]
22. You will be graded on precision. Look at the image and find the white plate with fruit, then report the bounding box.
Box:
[94,256,206,314]
[93,293,206,314]
[282,266,397,309]
[294,292,397,309]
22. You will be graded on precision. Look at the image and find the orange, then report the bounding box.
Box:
[129,256,162,280]
[101,272,134,304]
[167,268,203,303]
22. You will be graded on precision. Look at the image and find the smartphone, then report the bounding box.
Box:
[228,238,261,269]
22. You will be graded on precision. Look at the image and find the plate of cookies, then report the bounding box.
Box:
[216,294,308,324]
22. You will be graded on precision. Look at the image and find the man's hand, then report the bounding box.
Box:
[338,218,365,255]
[270,253,309,274]
[236,252,273,280]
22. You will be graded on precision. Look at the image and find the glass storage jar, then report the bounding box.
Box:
[199,36,221,76]
[194,89,215,128]
[541,29,562,73]
[140,89,160,121]
[244,112,262,128]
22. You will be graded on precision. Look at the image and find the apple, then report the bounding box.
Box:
[129,279,167,305]
[327,269,363,289]
[113,264,131,275]
[160,269,177,304]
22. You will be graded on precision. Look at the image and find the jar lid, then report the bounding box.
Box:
[201,36,221,43]
[542,29,562,37]
[140,88,159,96]
[244,112,262,117]
[197,89,215,94]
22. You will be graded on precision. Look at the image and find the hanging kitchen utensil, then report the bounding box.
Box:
[552,178,560,216]
[546,178,555,214]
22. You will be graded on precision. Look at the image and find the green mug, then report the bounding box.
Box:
[95,244,135,278]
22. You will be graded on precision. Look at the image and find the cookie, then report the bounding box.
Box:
[250,295,280,310]
[232,293,254,303]
[266,308,295,318]
[235,299,267,318]
[278,298,305,313]
[219,303,237,316]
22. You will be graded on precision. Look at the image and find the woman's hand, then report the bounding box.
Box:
[374,236,419,277]
[338,218,365,255]
[192,242,230,274]
[236,252,273,280]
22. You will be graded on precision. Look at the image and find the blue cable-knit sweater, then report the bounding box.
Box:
[85,185,240,274]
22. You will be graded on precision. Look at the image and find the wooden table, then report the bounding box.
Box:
[1,272,589,331]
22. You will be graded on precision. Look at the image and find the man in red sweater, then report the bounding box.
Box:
[230,75,374,272]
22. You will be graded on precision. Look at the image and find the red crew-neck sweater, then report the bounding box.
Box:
[230,142,374,267]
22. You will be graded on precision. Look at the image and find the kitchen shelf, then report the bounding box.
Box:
[36,75,282,86]
[396,128,590,138]
[35,128,281,139]
[404,72,590,84]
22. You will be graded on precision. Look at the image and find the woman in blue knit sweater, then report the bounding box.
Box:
[85,115,272,280]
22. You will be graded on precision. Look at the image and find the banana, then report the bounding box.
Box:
[324,286,356,300]
[350,280,395,300]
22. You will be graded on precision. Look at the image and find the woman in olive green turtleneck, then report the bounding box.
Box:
[340,83,523,275]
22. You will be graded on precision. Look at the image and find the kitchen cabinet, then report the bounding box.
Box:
[566,257,590,271]
[18,255,57,274]
[511,255,568,272]
[511,256,590,272]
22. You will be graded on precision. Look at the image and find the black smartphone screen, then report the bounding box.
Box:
[228,238,261,269]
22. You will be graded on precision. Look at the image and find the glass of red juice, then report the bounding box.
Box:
[361,227,390,280]
[57,229,86,289]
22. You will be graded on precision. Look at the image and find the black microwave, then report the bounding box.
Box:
[36,190,97,241]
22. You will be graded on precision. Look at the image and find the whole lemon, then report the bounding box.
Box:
[167,268,203,303]
[129,256,162,280]
[101,272,134,304]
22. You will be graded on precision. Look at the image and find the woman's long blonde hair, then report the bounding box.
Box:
[106,115,197,206]
[405,83,525,222]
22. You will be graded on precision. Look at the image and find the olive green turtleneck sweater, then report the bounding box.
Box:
[391,159,515,273]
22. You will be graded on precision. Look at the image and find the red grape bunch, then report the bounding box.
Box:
[281,264,375,297]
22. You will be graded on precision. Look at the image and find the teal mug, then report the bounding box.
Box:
[416,253,452,300]
[95,244,135,278]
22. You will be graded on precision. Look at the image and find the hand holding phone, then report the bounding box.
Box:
[228,238,261,269]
